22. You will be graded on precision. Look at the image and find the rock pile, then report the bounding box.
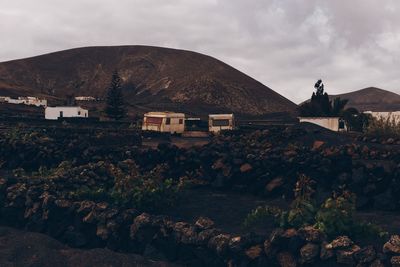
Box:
[134,128,400,211]
[0,127,141,170]
[1,180,397,267]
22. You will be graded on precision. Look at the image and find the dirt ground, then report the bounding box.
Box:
[0,226,178,267]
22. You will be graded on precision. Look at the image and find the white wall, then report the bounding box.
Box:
[364,111,400,123]
[299,117,344,132]
[45,107,88,120]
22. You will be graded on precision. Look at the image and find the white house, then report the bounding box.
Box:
[75,96,96,101]
[142,111,185,133]
[19,97,47,107]
[45,106,89,120]
[298,117,347,132]
[364,111,400,123]
[209,114,235,133]
[0,96,11,103]
[0,96,47,107]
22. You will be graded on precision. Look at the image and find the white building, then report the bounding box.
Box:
[209,114,235,133]
[364,111,400,123]
[0,96,11,103]
[45,106,89,120]
[0,96,47,107]
[75,96,96,101]
[142,111,185,134]
[298,117,347,132]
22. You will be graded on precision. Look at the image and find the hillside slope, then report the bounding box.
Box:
[0,46,297,117]
[330,87,400,112]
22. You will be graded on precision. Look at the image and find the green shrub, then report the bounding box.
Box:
[315,191,356,237]
[65,161,180,211]
[244,174,316,229]
[109,161,178,211]
[244,174,387,240]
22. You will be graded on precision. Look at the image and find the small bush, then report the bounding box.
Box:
[62,161,180,212]
[111,163,178,211]
[366,116,400,138]
[315,190,356,237]
[244,174,387,239]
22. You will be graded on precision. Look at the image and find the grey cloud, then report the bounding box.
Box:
[0,0,399,103]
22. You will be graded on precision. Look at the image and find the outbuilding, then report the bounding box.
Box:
[45,106,89,120]
[209,114,235,133]
[142,111,185,133]
[298,117,346,132]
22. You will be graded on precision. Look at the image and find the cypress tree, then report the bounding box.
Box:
[105,71,127,120]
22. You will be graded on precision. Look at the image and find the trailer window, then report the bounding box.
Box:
[212,119,230,126]
[166,118,171,125]
[146,117,163,125]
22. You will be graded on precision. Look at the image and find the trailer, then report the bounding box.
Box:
[142,111,185,134]
[209,114,235,133]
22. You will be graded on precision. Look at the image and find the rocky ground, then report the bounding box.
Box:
[2,121,400,266]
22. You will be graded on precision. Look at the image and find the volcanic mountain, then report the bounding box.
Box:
[0,46,297,117]
[330,87,400,112]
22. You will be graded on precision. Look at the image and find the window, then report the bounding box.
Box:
[146,117,163,125]
[212,119,230,126]
[59,111,63,118]
[179,119,183,124]
[78,111,81,115]
[165,118,171,125]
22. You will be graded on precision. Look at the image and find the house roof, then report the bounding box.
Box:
[144,111,185,117]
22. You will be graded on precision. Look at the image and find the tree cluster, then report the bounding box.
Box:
[299,80,348,117]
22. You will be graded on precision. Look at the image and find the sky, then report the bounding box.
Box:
[0,0,399,103]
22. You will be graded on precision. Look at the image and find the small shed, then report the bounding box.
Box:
[45,106,89,120]
[209,114,235,133]
[298,117,346,132]
[142,111,185,133]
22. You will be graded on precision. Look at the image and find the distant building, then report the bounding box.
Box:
[45,106,89,120]
[75,96,96,101]
[208,114,235,133]
[364,111,400,123]
[142,111,185,133]
[0,96,47,107]
[298,117,347,132]
[0,96,11,103]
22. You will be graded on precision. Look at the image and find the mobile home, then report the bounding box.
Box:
[142,112,185,134]
[209,114,235,133]
[45,106,89,120]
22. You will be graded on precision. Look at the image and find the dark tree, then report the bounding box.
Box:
[105,71,127,120]
[299,79,347,117]
[342,108,371,132]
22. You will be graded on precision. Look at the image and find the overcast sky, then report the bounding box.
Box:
[0,0,399,103]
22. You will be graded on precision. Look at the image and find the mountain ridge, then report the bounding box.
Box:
[330,87,400,112]
[0,45,297,117]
